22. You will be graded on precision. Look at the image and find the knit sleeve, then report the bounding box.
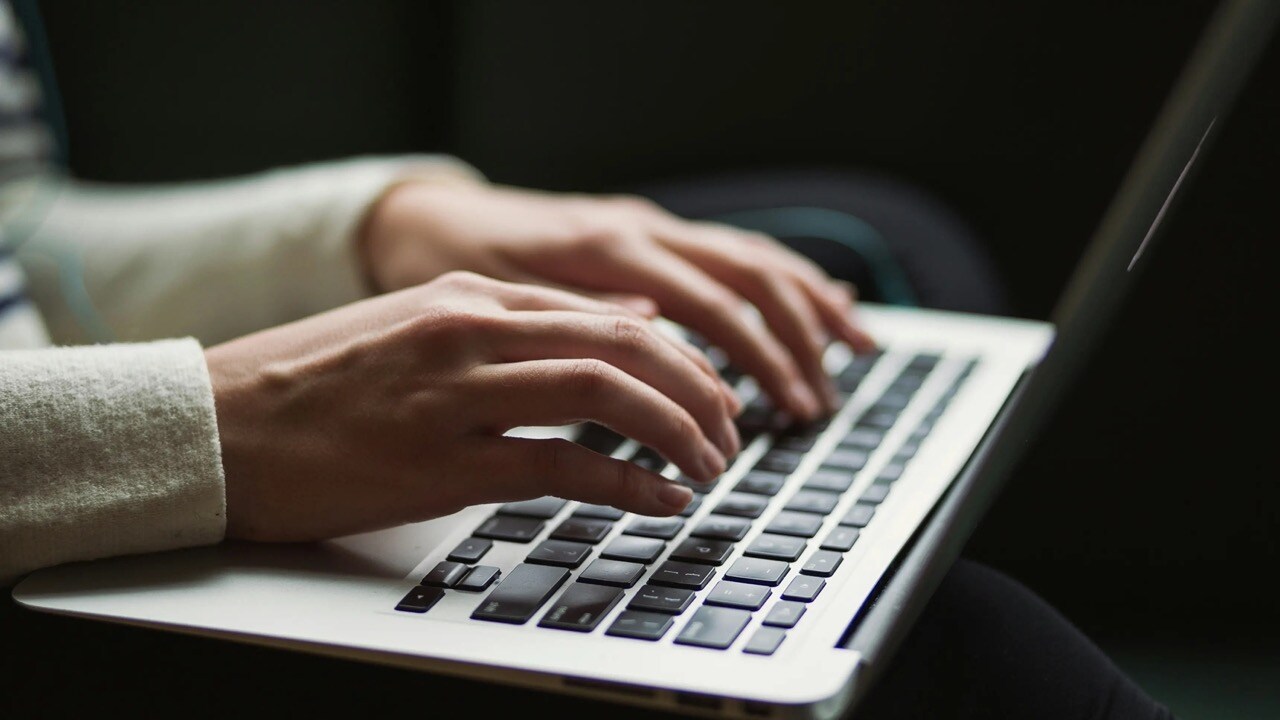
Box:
[0,338,224,586]
[14,155,483,346]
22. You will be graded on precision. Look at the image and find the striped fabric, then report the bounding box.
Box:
[0,0,52,348]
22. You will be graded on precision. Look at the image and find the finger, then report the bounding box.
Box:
[651,240,839,412]
[469,359,727,482]
[484,277,649,318]
[600,294,660,318]
[600,246,822,420]
[481,437,693,516]
[802,280,879,354]
[490,312,740,456]
[665,223,877,354]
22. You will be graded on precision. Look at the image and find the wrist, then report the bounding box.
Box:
[356,179,480,294]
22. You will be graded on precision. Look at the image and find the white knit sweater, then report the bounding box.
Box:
[0,155,480,585]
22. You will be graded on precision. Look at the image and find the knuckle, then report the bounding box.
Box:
[612,461,649,505]
[408,307,500,347]
[608,193,661,214]
[610,317,651,354]
[573,228,625,256]
[434,269,486,290]
[565,358,616,398]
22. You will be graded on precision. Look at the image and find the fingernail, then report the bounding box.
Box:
[658,482,694,511]
[818,377,839,414]
[701,440,727,480]
[722,384,743,415]
[721,416,741,457]
[789,381,821,420]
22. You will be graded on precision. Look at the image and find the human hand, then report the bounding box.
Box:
[359,183,877,421]
[206,271,739,542]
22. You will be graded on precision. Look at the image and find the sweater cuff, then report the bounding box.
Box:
[289,155,485,313]
[0,339,225,585]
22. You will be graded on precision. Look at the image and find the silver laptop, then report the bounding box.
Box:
[14,2,1275,717]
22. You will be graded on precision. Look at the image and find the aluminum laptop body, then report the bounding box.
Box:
[14,2,1275,718]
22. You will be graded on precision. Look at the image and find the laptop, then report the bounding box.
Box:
[14,2,1276,717]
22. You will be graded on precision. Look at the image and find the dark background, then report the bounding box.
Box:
[10,0,1277,716]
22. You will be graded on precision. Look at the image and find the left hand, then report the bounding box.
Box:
[358,182,877,420]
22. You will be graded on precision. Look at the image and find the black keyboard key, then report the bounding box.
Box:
[857,410,900,430]
[764,511,825,538]
[743,627,787,656]
[755,449,805,474]
[840,503,876,528]
[735,404,788,436]
[735,471,787,496]
[606,610,674,641]
[821,527,861,552]
[762,601,807,628]
[422,561,469,588]
[691,515,753,542]
[573,504,626,521]
[875,391,914,411]
[576,423,625,456]
[785,489,841,515]
[650,560,716,590]
[631,446,669,472]
[909,424,933,442]
[724,557,789,586]
[823,448,869,473]
[578,558,646,588]
[600,535,665,564]
[804,469,854,493]
[878,463,906,483]
[628,585,696,614]
[447,537,493,564]
[624,516,685,540]
[678,494,704,518]
[744,533,807,562]
[714,492,770,519]
[893,442,921,462]
[705,580,772,610]
[773,431,821,452]
[395,585,444,613]
[838,353,880,388]
[908,353,942,371]
[550,517,613,544]
[526,539,593,568]
[472,563,570,624]
[474,515,545,543]
[675,606,752,649]
[801,550,844,577]
[781,576,826,602]
[860,482,891,505]
[498,496,568,519]
[538,582,625,632]
[456,565,501,592]
[840,428,884,450]
[670,537,735,566]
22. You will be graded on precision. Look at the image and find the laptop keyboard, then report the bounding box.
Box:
[396,350,978,655]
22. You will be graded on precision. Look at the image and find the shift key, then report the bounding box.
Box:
[472,563,570,624]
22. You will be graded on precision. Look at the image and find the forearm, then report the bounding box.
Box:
[0,340,225,587]
[14,155,482,346]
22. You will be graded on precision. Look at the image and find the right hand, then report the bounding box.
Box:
[205,271,741,542]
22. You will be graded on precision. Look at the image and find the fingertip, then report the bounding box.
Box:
[787,381,823,422]
[657,482,694,512]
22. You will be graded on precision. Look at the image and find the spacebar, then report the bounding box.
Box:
[471,563,570,624]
